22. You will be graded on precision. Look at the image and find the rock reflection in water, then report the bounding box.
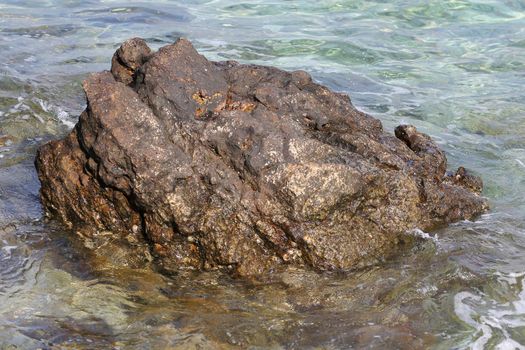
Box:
[0,209,484,349]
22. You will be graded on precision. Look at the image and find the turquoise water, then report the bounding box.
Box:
[1,1,525,348]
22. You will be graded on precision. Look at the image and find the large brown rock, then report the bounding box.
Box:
[35,38,488,276]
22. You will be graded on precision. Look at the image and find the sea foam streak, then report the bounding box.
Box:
[454,272,525,349]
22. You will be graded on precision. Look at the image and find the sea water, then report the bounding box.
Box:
[1,1,525,348]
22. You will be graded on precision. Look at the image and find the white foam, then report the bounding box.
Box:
[406,228,439,243]
[496,339,525,350]
[34,97,75,128]
[35,98,50,113]
[56,109,75,128]
[454,272,525,349]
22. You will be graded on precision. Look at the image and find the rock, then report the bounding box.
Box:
[35,38,489,276]
[111,37,152,85]
[444,166,483,194]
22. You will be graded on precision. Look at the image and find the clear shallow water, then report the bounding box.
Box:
[1,0,525,348]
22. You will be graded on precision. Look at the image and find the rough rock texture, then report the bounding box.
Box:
[35,38,488,276]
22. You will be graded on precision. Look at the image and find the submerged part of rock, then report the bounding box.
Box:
[35,38,488,276]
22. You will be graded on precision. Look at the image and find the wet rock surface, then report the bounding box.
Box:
[35,38,488,276]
